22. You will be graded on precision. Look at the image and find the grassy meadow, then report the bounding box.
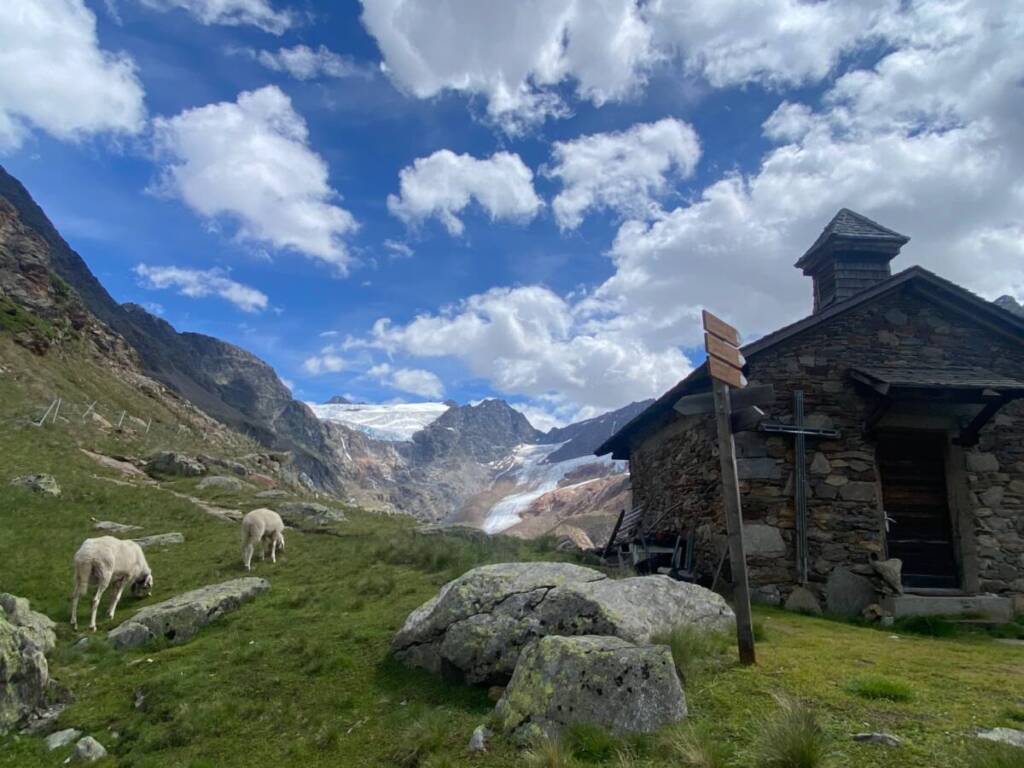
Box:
[1,338,1022,767]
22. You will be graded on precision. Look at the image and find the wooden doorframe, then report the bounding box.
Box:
[875,427,963,591]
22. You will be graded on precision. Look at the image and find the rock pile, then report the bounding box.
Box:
[145,452,206,477]
[392,562,734,742]
[9,474,61,496]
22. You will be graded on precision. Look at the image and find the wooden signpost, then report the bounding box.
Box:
[703,309,757,666]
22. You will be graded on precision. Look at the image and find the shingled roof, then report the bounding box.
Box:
[795,208,910,270]
[595,266,1024,460]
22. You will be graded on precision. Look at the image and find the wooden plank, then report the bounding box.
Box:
[711,379,756,666]
[702,309,740,346]
[705,332,745,369]
[674,384,775,415]
[708,356,746,388]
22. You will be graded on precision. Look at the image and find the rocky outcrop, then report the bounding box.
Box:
[133,533,185,549]
[539,400,654,463]
[391,563,734,684]
[108,578,269,650]
[197,475,249,492]
[0,594,57,733]
[9,474,60,496]
[275,502,347,527]
[495,635,686,743]
[146,452,206,477]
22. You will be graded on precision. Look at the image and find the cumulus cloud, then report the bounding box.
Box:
[255,44,368,80]
[302,351,346,375]
[137,0,293,33]
[547,117,701,229]
[383,239,414,258]
[369,363,444,399]
[387,150,542,235]
[134,264,269,312]
[151,86,358,270]
[0,0,146,152]
[360,0,895,132]
[361,0,654,133]
[368,285,690,412]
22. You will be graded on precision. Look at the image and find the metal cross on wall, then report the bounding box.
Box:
[758,391,840,584]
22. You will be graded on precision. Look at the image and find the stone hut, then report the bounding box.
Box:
[597,209,1024,618]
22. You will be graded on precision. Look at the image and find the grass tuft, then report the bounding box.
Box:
[652,625,733,685]
[755,697,832,768]
[968,743,1024,768]
[564,722,623,762]
[845,674,914,702]
[525,734,575,768]
[663,722,733,768]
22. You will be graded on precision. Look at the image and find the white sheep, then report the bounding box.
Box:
[240,508,286,571]
[71,536,153,632]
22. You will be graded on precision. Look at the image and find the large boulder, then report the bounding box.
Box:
[9,474,60,496]
[826,567,877,618]
[391,563,734,684]
[132,532,185,549]
[0,595,56,733]
[276,502,346,527]
[145,451,206,477]
[107,578,269,650]
[495,635,686,743]
[197,475,250,492]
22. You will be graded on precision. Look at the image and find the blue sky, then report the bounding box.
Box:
[2,1,1022,430]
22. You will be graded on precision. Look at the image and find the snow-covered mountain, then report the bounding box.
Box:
[307,401,450,441]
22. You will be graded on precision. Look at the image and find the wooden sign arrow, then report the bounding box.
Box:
[702,309,740,346]
[674,384,775,415]
[708,356,747,388]
[705,332,746,370]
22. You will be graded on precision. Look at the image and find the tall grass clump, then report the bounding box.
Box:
[525,734,575,768]
[387,711,451,768]
[845,675,913,702]
[651,625,732,685]
[755,697,832,768]
[663,722,733,768]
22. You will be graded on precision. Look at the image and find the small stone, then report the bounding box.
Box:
[133,689,145,710]
[980,487,1004,509]
[871,559,903,594]
[813,482,838,500]
[784,587,822,615]
[197,475,248,492]
[810,453,831,475]
[46,729,81,750]
[468,725,490,753]
[966,453,999,473]
[977,728,1024,749]
[744,525,786,557]
[93,521,141,534]
[9,474,61,496]
[145,451,206,477]
[751,585,782,606]
[839,482,876,502]
[825,475,849,487]
[884,308,908,325]
[854,732,902,748]
[132,533,185,549]
[70,736,106,762]
[736,458,781,480]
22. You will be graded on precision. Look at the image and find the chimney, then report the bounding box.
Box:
[795,209,909,312]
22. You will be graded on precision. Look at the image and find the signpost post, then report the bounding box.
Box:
[703,309,757,666]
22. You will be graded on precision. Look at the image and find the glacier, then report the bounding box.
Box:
[306,401,450,441]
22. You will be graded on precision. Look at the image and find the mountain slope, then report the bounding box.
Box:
[0,166,343,492]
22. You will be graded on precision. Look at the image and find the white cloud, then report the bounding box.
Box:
[151,86,358,270]
[387,150,542,235]
[547,117,701,229]
[369,363,445,399]
[383,239,414,258]
[361,0,654,133]
[255,45,367,80]
[302,351,346,375]
[137,0,293,34]
[598,0,1024,349]
[134,264,269,312]
[368,285,689,412]
[0,0,145,152]
[360,0,896,132]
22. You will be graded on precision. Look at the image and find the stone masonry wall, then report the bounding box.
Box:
[629,285,1024,601]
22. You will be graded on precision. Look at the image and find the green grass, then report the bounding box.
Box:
[651,625,733,686]
[754,697,832,768]
[845,675,914,702]
[1,337,1023,767]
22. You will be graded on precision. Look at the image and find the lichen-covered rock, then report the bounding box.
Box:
[145,451,206,477]
[977,727,1024,749]
[132,532,185,549]
[495,635,686,743]
[197,475,250,492]
[9,474,60,496]
[0,595,56,733]
[107,578,269,650]
[46,728,81,750]
[276,502,346,527]
[391,562,734,684]
[70,735,106,762]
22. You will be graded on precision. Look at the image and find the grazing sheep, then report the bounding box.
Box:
[240,508,286,571]
[71,537,153,632]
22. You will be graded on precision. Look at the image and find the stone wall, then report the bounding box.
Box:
[629,285,1024,602]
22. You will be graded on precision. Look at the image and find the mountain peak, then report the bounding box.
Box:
[324,395,352,404]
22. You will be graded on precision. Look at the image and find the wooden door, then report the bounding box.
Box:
[877,432,959,589]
